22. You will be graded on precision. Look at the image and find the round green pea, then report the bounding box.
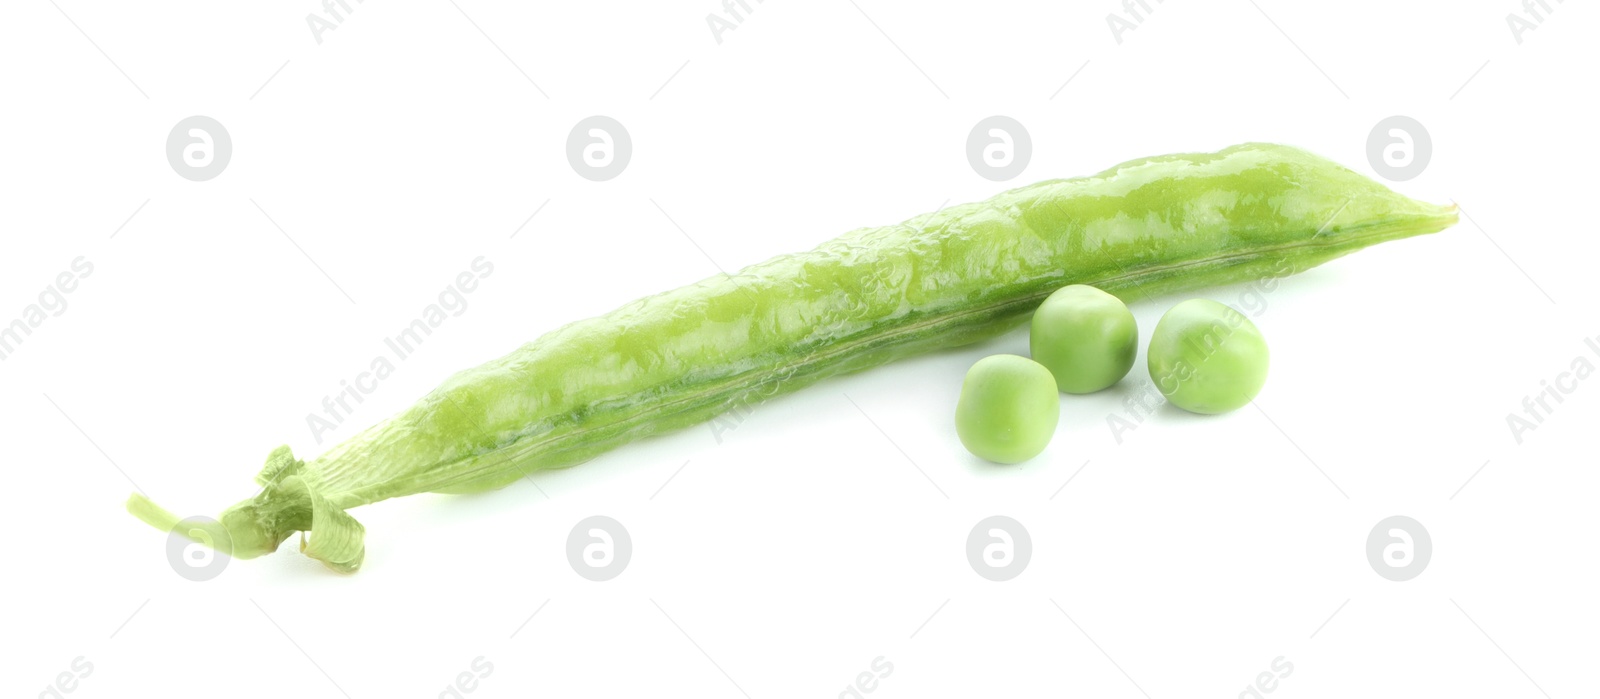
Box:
[955,354,1060,464]
[1029,285,1138,394]
[1146,299,1269,414]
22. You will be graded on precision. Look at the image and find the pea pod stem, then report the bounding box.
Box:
[127,142,1458,572]
[126,493,235,556]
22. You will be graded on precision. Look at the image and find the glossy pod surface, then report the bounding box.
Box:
[128,142,1458,571]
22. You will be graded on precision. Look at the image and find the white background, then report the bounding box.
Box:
[2,1,1596,697]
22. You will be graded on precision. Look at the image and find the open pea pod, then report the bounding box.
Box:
[128,142,1457,572]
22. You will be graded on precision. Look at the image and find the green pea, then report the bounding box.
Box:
[1147,299,1269,414]
[955,355,1060,464]
[1029,285,1138,394]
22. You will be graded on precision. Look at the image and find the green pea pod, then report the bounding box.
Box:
[127,142,1457,572]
